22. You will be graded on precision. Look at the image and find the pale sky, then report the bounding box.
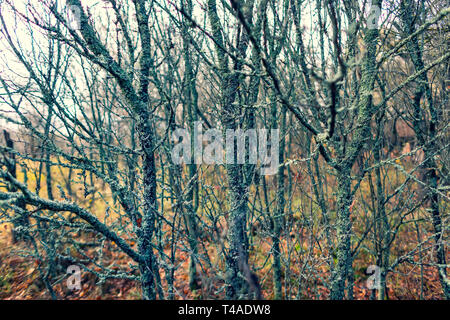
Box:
[0,0,390,130]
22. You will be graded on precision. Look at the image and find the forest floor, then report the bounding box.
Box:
[0,226,445,300]
[0,160,447,299]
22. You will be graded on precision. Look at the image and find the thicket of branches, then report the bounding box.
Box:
[0,0,448,300]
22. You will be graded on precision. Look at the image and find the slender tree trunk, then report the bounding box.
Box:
[3,130,28,243]
[330,168,353,299]
[181,0,201,290]
[400,2,450,299]
[271,100,286,299]
[207,0,256,299]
